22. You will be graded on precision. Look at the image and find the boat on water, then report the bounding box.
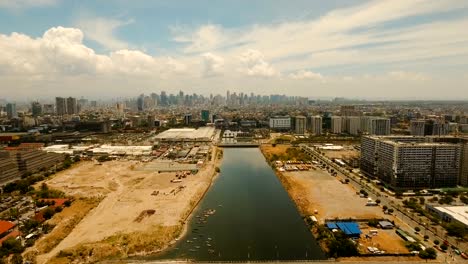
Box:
[186,240,193,243]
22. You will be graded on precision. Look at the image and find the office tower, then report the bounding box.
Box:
[66,97,78,115]
[310,116,323,135]
[269,116,291,130]
[137,94,144,112]
[184,114,192,125]
[90,101,97,108]
[201,110,210,122]
[150,93,159,106]
[116,102,125,117]
[295,116,307,134]
[31,102,42,117]
[361,136,461,189]
[43,104,54,114]
[331,116,343,134]
[160,91,168,106]
[6,103,17,119]
[56,97,67,115]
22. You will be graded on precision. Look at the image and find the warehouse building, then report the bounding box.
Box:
[154,127,216,142]
[426,205,468,229]
[361,136,463,190]
[0,151,20,185]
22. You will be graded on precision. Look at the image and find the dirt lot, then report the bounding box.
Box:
[260,144,290,157]
[358,226,409,254]
[283,169,385,221]
[322,148,359,160]
[33,148,219,263]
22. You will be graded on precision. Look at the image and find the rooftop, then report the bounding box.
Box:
[434,205,468,226]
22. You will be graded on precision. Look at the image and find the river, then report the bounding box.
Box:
[154,148,325,261]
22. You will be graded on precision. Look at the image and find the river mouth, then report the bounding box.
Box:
[149,148,325,261]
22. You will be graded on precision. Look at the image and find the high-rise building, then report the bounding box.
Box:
[66,97,78,115]
[184,113,192,125]
[269,116,291,130]
[369,118,391,135]
[31,102,42,117]
[345,116,361,135]
[55,97,67,115]
[410,120,426,136]
[201,110,210,122]
[310,116,322,135]
[160,91,168,106]
[361,136,462,190]
[6,103,17,119]
[137,94,145,112]
[331,116,343,134]
[43,104,54,115]
[295,116,307,134]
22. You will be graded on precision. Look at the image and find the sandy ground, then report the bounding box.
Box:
[36,147,219,263]
[322,149,359,160]
[358,226,409,254]
[284,170,385,221]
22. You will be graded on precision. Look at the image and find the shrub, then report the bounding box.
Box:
[419,248,437,259]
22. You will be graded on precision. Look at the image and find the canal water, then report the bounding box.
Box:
[155,148,325,261]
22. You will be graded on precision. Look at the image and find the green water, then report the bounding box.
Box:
[154,148,325,261]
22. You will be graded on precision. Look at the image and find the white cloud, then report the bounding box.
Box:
[0,26,186,78]
[75,17,133,51]
[387,71,429,81]
[289,70,324,81]
[201,53,224,77]
[239,49,278,77]
[172,24,225,53]
[0,0,58,9]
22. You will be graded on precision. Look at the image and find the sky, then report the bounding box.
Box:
[1,0,468,101]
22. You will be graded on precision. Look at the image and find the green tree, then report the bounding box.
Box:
[440,244,448,251]
[414,226,421,233]
[43,207,56,220]
[419,248,437,259]
[445,222,467,238]
[10,254,23,264]
[434,240,440,245]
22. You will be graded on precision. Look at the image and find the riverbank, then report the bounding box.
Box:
[30,146,222,264]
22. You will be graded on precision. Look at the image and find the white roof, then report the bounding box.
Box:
[155,127,215,140]
[434,206,468,226]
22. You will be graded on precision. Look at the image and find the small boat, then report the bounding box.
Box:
[189,249,197,252]
[195,246,201,249]
[207,243,212,247]
[186,240,193,243]
[208,249,215,254]
[207,237,212,241]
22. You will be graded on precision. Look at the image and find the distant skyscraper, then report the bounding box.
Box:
[31,102,42,117]
[55,97,67,115]
[137,94,144,112]
[160,91,168,106]
[6,103,17,119]
[66,97,78,115]
[184,113,192,125]
[43,104,54,114]
[201,110,210,122]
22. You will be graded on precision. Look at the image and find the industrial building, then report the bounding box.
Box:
[0,152,20,185]
[426,205,468,229]
[361,136,465,189]
[154,127,216,142]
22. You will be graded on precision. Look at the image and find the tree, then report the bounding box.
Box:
[10,254,23,264]
[375,199,381,204]
[64,200,72,207]
[434,240,440,245]
[382,205,388,211]
[445,222,467,238]
[423,235,429,241]
[414,226,421,233]
[419,197,425,204]
[419,248,437,259]
[0,237,24,254]
[388,208,394,214]
[440,244,448,251]
[43,207,56,220]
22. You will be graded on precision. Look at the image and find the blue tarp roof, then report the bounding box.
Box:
[326,221,361,236]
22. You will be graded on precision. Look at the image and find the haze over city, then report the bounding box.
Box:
[1,0,468,100]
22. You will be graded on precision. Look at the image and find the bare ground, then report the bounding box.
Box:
[30,147,220,263]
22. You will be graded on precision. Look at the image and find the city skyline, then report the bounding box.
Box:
[1,0,468,99]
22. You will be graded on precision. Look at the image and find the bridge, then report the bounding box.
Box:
[216,142,260,147]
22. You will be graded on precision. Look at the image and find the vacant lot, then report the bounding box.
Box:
[283,169,385,221]
[322,148,359,160]
[34,147,219,263]
[358,226,409,254]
